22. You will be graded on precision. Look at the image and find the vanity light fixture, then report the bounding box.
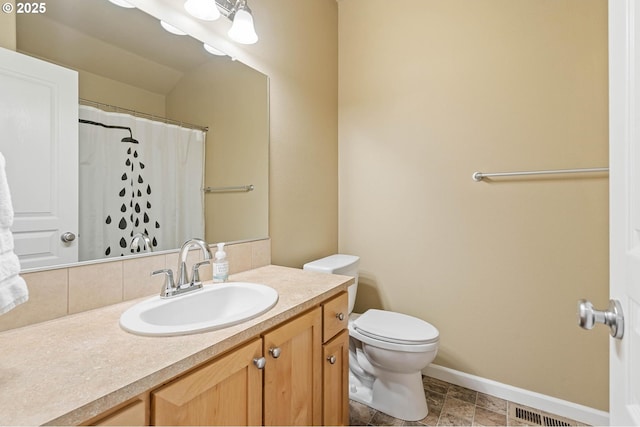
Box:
[160,21,188,35]
[108,0,135,8]
[184,0,221,21]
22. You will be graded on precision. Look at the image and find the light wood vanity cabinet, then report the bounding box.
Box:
[84,291,349,427]
[152,338,263,426]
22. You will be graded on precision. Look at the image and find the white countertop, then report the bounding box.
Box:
[0,265,352,426]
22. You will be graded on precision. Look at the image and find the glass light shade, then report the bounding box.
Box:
[108,0,135,8]
[160,21,187,35]
[228,9,258,44]
[203,43,226,56]
[184,0,220,21]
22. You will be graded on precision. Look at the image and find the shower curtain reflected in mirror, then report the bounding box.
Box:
[78,105,205,261]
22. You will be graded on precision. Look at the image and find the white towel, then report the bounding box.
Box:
[0,152,28,315]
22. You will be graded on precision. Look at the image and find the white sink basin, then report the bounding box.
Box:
[120,282,279,336]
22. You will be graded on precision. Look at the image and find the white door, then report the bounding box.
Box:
[0,47,78,269]
[609,1,640,425]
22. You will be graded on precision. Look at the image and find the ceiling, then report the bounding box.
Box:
[16,0,215,94]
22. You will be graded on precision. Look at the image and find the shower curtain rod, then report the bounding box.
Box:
[80,98,209,132]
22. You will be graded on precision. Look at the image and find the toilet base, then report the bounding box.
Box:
[348,369,428,422]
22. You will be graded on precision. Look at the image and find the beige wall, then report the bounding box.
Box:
[166,58,269,243]
[0,1,15,50]
[78,70,166,116]
[339,0,609,410]
[238,0,340,266]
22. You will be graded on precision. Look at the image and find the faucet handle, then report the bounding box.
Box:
[191,260,210,285]
[152,269,175,298]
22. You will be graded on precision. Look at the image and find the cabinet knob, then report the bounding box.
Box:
[269,347,281,359]
[336,312,345,321]
[253,357,266,369]
[327,355,336,365]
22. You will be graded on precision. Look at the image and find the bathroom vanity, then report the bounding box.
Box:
[0,265,352,426]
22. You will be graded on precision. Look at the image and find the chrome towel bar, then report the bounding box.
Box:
[472,167,609,182]
[203,184,254,193]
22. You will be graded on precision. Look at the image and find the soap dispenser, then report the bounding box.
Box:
[213,242,229,283]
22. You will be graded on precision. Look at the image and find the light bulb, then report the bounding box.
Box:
[160,21,187,35]
[203,43,226,56]
[228,8,258,44]
[184,0,220,21]
[108,0,135,8]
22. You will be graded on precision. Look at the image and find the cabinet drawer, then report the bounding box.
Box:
[323,292,348,342]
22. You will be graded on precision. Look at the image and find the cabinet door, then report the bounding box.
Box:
[323,330,349,426]
[263,307,322,426]
[90,398,147,426]
[152,338,263,426]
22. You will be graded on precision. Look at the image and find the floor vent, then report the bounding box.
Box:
[514,407,542,425]
[510,404,580,426]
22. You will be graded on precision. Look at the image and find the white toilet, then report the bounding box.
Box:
[303,254,439,421]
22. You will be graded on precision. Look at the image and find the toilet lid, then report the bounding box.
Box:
[353,309,439,345]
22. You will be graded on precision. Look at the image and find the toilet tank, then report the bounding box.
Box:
[303,254,359,314]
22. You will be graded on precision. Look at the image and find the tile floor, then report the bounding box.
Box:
[349,376,586,426]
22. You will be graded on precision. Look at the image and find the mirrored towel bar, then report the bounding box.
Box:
[472,167,609,181]
[204,184,254,193]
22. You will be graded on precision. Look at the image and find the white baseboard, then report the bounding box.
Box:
[423,364,609,426]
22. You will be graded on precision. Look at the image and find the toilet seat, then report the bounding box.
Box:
[350,309,439,353]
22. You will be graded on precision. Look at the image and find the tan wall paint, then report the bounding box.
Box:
[78,70,166,116]
[241,0,339,266]
[0,1,15,50]
[339,0,609,411]
[166,58,269,243]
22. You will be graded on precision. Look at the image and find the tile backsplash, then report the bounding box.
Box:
[0,239,271,332]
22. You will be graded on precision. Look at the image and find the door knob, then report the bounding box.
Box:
[60,232,76,243]
[577,298,624,339]
[327,355,336,365]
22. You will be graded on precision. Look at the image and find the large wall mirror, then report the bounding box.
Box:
[10,0,269,270]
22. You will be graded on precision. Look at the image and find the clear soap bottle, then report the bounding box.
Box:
[213,242,229,283]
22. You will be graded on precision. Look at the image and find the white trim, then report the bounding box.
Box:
[423,364,609,426]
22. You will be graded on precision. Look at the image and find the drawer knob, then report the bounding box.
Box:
[253,357,266,369]
[336,312,345,321]
[327,355,337,365]
[269,347,281,359]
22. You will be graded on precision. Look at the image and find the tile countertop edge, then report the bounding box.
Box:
[0,265,353,427]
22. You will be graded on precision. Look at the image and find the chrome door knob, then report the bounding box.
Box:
[578,298,624,339]
[60,232,76,243]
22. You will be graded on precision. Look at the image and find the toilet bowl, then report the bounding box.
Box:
[303,255,440,421]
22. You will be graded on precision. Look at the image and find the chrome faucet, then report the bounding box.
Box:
[130,232,153,252]
[152,238,213,298]
[177,238,213,287]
